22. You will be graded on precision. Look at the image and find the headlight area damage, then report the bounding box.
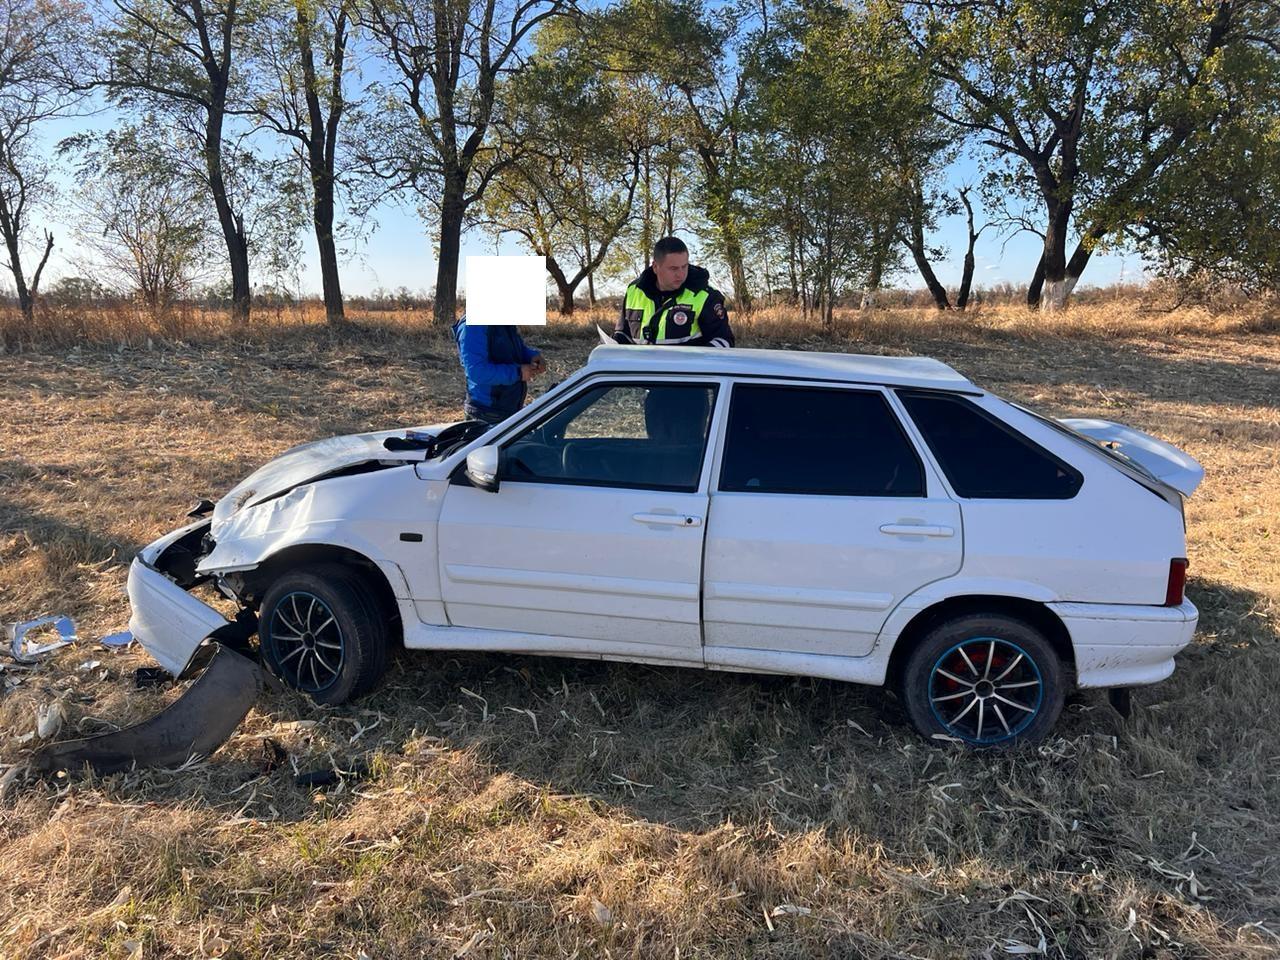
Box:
[35,519,264,776]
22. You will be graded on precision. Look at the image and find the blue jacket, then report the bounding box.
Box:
[453,316,540,418]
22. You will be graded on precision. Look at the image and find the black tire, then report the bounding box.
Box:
[259,564,390,705]
[901,613,1065,747]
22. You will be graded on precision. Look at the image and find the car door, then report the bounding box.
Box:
[702,382,962,660]
[437,378,719,661]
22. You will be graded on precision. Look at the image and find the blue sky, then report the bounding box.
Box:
[33,100,1139,301]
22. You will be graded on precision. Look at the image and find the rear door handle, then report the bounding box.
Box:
[879,523,955,538]
[633,513,702,527]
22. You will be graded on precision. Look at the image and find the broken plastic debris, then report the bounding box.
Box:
[5,615,77,662]
[34,644,263,776]
[99,630,134,648]
[36,701,66,740]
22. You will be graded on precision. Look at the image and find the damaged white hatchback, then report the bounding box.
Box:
[128,346,1203,746]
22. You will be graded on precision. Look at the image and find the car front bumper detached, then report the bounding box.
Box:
[35,524,263,776]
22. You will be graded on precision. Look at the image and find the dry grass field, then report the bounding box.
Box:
[1,300,1278,959]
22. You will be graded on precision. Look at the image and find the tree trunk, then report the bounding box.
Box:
[862,224,885,310]
[297,1,346,323]
[434,178,466,326]
[206,106,251,322]
[546,254,575,315]
[908,243,951,311]
[312,190,343,322]
[723,229,751,312]
[582,222,595,306]
[956,186,979,311]
[1038,203,1077,313]
[902,181,949,310]
[1,227,30,320]
[698,151,752,311]
[640,146,652,264]
[957,248,976,311]
[1040,276,1079,313]
[1027,255,1046,308]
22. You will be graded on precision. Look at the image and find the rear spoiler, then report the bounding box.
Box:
[1059,419,1204,498]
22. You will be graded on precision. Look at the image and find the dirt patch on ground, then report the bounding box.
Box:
[1,306,1278,958]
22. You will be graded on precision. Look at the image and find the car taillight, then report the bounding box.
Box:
[1165,558,1189,606]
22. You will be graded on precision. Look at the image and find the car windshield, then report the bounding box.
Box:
[1008,401,1167,487]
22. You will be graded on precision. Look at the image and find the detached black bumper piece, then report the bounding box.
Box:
[35,645,263,776]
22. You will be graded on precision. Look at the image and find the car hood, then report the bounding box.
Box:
[212,424,453,526]
[1060,418,1205,497]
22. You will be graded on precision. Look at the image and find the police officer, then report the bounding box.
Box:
[453,314,546,425]
[614,237,735,347]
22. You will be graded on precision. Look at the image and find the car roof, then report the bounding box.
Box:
[585,345,979,393]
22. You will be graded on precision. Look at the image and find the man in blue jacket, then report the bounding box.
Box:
[453,315,546,424]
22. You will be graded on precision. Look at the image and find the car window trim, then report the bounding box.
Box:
[896,390,1085,500]
[489,377,723,495]
[587,367,984,396]
[714,381,929,498]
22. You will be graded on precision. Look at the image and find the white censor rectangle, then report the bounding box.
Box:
[464,256,547,325]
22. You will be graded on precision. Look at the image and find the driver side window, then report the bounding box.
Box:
[502,382,716,492]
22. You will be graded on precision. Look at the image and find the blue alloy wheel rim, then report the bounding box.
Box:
[927,636,1044,744]
[269,591,345,692]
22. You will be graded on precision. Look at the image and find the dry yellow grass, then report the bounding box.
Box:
[1,300,1278,958]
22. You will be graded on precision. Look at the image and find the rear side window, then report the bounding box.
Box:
[719,385,925,496]
[898,392,1082,499]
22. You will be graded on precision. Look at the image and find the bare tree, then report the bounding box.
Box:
[65,126,217,305]
[100,0,256,321]
[361,0,570,326]
[955,185,986,310]
[250,0,356,322]
[0,0,89,320]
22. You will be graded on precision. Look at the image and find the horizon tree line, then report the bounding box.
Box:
[0,0,1276,323]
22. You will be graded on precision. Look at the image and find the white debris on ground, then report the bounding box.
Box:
[4,615,77,662]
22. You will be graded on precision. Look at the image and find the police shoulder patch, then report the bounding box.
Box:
[713,302,725,319]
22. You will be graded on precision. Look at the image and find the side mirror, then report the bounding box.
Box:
[465,445,501,492]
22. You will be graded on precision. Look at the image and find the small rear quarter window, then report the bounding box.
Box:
[898,392,1082,499]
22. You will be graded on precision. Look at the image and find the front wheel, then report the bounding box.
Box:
[901,614,1065,747]
[259,565,390,705]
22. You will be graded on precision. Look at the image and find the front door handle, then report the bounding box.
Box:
[879,523,955,538]
[633,513,703,527]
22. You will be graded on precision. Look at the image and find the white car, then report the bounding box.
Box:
[127,346,1203,746]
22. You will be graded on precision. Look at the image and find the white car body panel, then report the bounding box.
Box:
[944,397,1187,606]
[125,345,1200,707]
[437,482,707,657]
[1051,599,1198,687]
[127,521,231,677]
[703,491,962,658]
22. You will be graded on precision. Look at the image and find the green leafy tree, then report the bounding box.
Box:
[99,0,267,321]
[599,0,764,309]
[360,0,571,326]
[247,0,357,321]
[742,0,954,317]
[481,16,643,315]
[910,0,1279,310]
[1132,105,1280,293]
[744,0,895,325]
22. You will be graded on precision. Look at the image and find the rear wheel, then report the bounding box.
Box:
[902,613,1065,746]
[259,565,389,704]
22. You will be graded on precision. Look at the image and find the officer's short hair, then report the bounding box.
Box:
[653,236,688,263]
